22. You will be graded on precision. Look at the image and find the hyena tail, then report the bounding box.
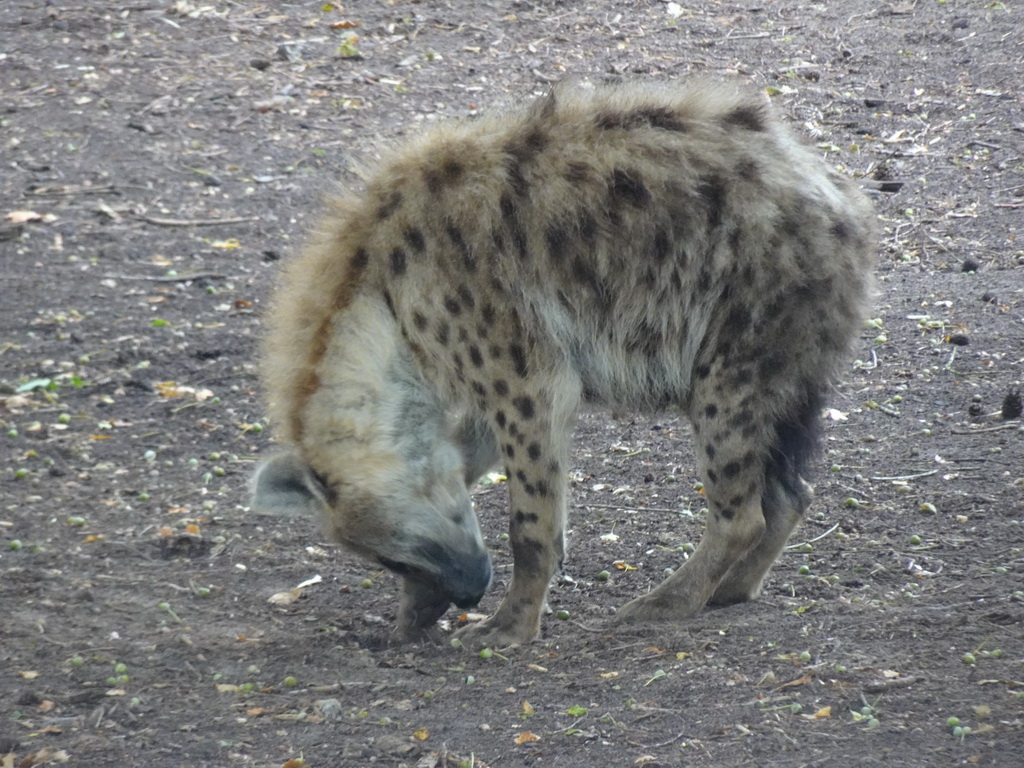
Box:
[765,385,824,507]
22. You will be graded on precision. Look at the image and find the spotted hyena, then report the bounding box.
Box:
[252,79,875,647]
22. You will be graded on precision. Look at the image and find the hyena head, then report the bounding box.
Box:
[252,296,493,617]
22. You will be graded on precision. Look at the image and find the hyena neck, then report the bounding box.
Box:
[297,294,453,494]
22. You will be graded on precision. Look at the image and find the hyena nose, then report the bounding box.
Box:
[450,552,492,609]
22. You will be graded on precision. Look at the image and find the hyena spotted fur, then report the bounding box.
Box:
[253,79,876,647]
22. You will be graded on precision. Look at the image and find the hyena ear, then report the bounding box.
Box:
[250,450,327,516]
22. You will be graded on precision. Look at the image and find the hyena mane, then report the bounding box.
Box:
[254,78,876,646]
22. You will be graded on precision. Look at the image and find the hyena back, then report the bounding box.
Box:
[252,79,875,647]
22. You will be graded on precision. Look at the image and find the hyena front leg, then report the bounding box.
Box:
[455,400,571,647]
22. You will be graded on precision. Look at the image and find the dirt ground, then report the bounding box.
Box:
[1,1,1023,766]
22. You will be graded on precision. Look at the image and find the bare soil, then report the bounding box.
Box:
[2,2,1023,766]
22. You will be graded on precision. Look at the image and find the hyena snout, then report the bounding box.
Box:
[384,537,492,609]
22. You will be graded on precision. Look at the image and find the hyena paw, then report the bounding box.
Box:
[453,614,540,649]
[613,592,705,625]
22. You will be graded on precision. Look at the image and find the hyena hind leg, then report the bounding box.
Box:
[709,470,812,605]
[710,399,821,605]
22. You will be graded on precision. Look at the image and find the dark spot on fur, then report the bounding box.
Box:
[443,296,462,316]
[469,345,484,368]
[610,168,651,207]
[481,303,497,325]
[729,494,745,508]
[377,190,402,220]
[527,442,542,461]
[545,223,570,263]
[494,380,509,397]
[504,443,515,459]
[523,482,537,496]
[695,364,711,380]
[509,344,528,378]
[596,106,687,132]
[382,290,395,317]
[512,537,545,574]
[514,509,540,525]
[445,223,476,272]
[831,217,853,243]
[728,227,743,253]
[535,478,550,497]
[721,103,767,132]
[452,352,464,372]
[351,248,370,271]
[707,469,719,484]
[577,211,598,243]
[412,311,428,332]
[565,161,590,185]
[719,506,736,520]
[698,266,712,293]
[704,404,719,419]
[498,194,529,260]
[571,256,609,305]
[723,461,741,479]
[457,284,476,310]
[512,396,535,420]
[489,344,503,359]
[652,226,671,263]
[404,227,426,253]
[389,247,407,275]
[495,411,507,429]
[724,305,752,334]
[435,321,450,346]
[705,444,717,460]
[425,159,465,192]
[736,158,760,182]
[728,410,754,429]
[758,352,784,382]
[697,175,728,230]
[471,381,486,397]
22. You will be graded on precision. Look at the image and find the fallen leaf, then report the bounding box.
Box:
[515,731,540,744]
[521,701,534,715]
[412,727,429,741]
[774,674,813,691]
[17,670,39,679]
[813,705,831,718]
